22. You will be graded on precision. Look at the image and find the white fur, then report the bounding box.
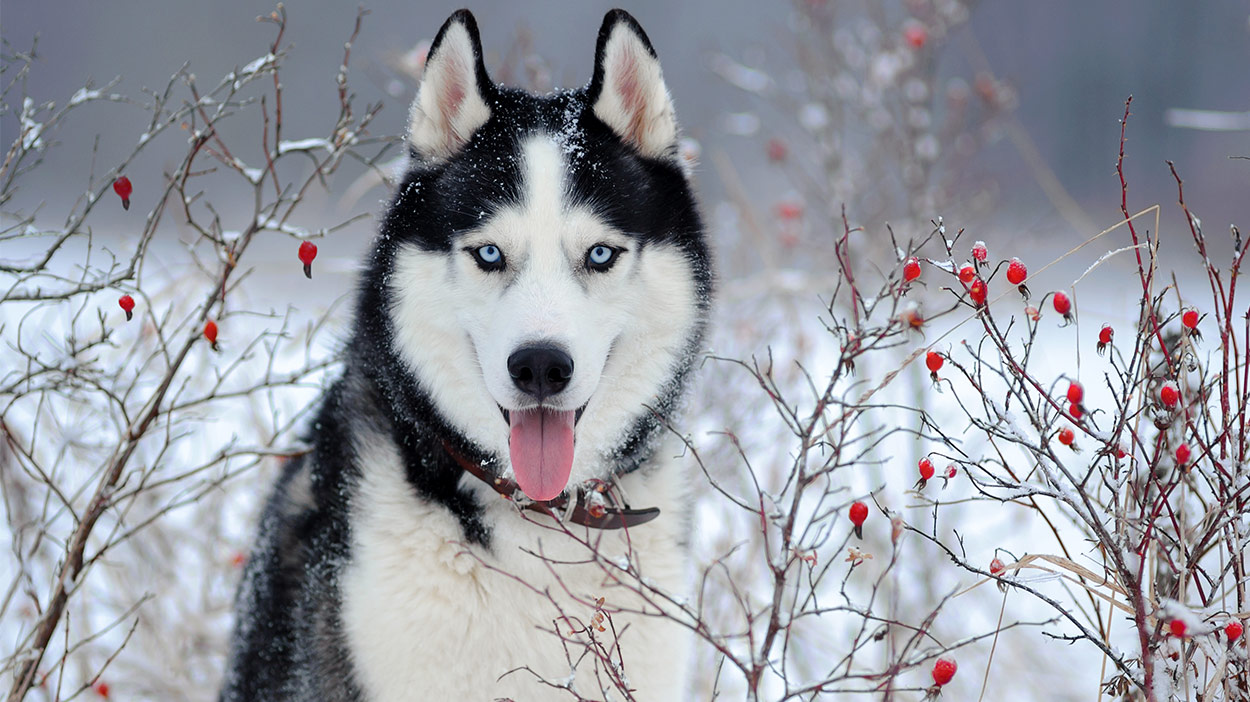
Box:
[407,21,491,160]
[362,132,701,699]
[341,431,694,701]
[389,136,699,486]
[592,23,678,160]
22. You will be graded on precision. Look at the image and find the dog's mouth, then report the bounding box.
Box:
[498,402,588,502]
[498,404,586,425]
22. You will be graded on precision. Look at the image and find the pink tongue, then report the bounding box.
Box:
[509,408,576,501]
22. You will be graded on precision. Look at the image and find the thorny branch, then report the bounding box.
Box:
[2,7,391,699]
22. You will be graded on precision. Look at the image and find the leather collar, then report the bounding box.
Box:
[441,440,660,530]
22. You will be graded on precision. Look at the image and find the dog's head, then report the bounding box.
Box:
[373,9,708,501]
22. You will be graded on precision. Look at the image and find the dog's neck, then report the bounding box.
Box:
[439,440,660,530]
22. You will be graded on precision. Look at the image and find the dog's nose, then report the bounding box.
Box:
[508,345,573,400]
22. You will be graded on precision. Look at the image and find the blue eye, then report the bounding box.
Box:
[471,244,505,270]
[586,245,618,271]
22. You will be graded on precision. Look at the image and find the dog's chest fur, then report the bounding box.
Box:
[340,435,693,701]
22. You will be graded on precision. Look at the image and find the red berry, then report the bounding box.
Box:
[903,257,922,282]
[112,176,132,210]
[204,319,219,350]
[969,278,987,306]
[972,241,988,263]
[1052,291,1071,315]
[298,240,318,279]
[989,557,1005,576]
[1097,324,1113,354]
[776,201,803,221]
[1226,619,1244,642]
[1067,381,1083,404]
[93,681,110,698]
[1175,442,1190,464]
[918,458,935,481]
[1115,445,1127,459]
[1006,258,1027,285]
[1169,619,1187,638]
[1069,402,1082,419]
[1058,427,1075,446]
[931,656,957,686]
[118,294,135,321]
[766,138,788,162]
[903,23,927,49]
[849,501,868,538]
[1160,383,1179,408]
[925,351,943,373]
[1182,308,1198,329]
[958,263,975,284]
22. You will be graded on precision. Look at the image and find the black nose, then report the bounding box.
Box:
[508,345,573,400]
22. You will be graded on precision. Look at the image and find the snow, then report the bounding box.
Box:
[240,54,274,75]
[20,97,44,150]
[277,138,332,155]
[68,87,102,106]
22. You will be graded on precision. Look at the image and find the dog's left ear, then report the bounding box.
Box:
[588,10,678,160]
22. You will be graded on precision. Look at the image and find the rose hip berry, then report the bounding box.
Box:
[931,656,957,686]
[1175,443,1191,465]
[925,351,943,381]
[903,257,922,282]
[1226,620,1243,642]
[1181,308,1202,341]
[942,464,957,488]
[1069,402,1082,420]
[903,23,927,49]
[1052,291,1070,314]
[849,501,868,539]
[1097,325,1113,354]
[298,241,318,279]
[1006,258,1026,284]
[112,176,132,210]
[1006,257,1029,297]
[118,294,135,321]
[972,241,988,264]
[1160,383,1179,408]
[969,278,987,307]
[1169,619,1187,638]
[1067,381,1083,405]
[1052,291,1073,324]
[204,319,219,351]
[915,457,935,489]
[1058,427,1075,446]
[766,138,788,162]
[958,263,976,284]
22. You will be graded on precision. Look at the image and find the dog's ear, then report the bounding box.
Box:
[408,9,493,161]
[588,10,678,160]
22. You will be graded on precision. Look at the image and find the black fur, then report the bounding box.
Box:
[220,9,708,700]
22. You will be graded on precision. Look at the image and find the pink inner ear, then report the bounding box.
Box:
[614,48,649,146]
[438,63,467,123]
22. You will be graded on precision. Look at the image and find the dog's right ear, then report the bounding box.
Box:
[407,10,493,161]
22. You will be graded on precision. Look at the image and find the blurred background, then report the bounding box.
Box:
[5,0,1248,249]
[3,1,1248,699]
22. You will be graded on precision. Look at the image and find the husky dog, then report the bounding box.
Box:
[219,7,710,702]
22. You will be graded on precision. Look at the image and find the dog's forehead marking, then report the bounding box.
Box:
[519,134,568,220]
